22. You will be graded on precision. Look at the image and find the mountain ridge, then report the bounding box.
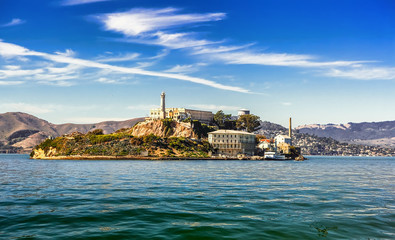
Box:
[296,120,395,147]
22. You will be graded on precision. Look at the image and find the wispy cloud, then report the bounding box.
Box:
[55,49,76,57]
[61,0,110,6]
[96,8,224,49]
[95,7,394,80]
[0,41,250,93]
[98,8,225,36]
[192,47,368,68]
[325,67,395,80]
[0,80,24,85]
[95,77,120,84]
[188,104,241,111]
[96,53,140,62]
[1,18,25,27]
[0,68,44,79]
[0,102,56,114]
[165,63,206,74]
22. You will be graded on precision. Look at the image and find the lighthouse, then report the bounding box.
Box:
[160,92,166,119]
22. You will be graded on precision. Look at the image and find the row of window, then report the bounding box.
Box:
[213,144,241,149]
[213,139,239,143]
[211,134,254,139]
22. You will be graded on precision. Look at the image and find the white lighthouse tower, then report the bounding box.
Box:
[160,92,166,119]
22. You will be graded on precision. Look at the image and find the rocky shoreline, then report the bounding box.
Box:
[30,155,299,161]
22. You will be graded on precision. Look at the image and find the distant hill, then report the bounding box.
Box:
[0,112,145,153]
[296,121,395,148]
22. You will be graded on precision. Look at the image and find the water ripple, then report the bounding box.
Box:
[0,154,394,239]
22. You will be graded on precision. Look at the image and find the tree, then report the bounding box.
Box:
[236,114,261,132]
[214,110,232,129]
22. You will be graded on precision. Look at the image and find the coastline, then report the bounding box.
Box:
[30,155,292,161]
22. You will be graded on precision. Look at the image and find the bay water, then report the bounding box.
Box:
[0,154,394,239]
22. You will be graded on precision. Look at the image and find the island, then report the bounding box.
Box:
[31,119,216,160]
[31,92,304,160]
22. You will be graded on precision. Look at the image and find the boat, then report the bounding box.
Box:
[264,151,290,160]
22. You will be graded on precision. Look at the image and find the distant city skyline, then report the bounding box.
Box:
[0,0,394,127]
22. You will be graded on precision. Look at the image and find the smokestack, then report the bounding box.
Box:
[289,117,292,145]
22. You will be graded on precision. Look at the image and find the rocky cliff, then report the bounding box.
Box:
[129,120,197,138]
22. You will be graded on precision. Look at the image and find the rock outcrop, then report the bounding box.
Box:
[129,120,197,138]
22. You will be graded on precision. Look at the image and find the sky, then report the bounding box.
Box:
[0,0,394,127]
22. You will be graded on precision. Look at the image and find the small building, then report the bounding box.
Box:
[274,134,292,154]
[274,134,292,145]
[238,109,250,116]
[208,130,256,156]
[258,139,274,151]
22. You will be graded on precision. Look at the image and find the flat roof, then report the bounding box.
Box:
[208,130,256,135]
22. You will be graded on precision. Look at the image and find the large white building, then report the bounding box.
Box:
[208,130,256,156]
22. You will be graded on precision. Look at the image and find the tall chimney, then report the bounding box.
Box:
[160,92,166,119]
[289,117,292,145]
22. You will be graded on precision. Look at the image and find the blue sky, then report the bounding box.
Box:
[0,0,394,127]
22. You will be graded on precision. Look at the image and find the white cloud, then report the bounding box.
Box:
[0,103,56,114]
[1,18,25,27]
[0,68,44,79]
[325,67,395,80]
[0,81,24,85]
[151,32,220,49]
[61,0,110,6]
[95,8,365,68]
[0,41,250,93]
[194,47,367,67]
[96,77,119,84]
[4,65,21,70]
[96,8,224,49]
[96,53,140,62]
[0,60,82,86]
[0,40,31,57]
[165,63,206,74]
[188,104,241,111]
[192,44,254,55]
[98,8,225,36]
[55,49,76,57]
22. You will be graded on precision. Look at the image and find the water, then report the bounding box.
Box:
[0,155,394,239]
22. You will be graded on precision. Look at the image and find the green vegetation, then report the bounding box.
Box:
[32,126,212,158]
[161,118,174,136]
[191,120,216,138]
[236,114,261,132]
[213,110,236,129]
[214,110,261,133]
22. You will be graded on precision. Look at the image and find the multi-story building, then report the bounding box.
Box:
[208,130,256,156]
